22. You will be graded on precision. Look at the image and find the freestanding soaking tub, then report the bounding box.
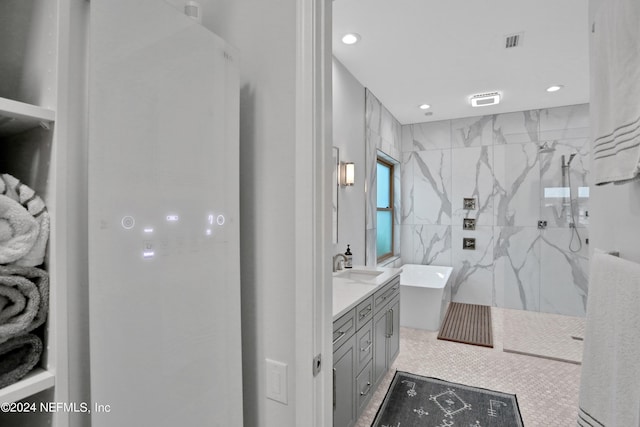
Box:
[400,264,453,331]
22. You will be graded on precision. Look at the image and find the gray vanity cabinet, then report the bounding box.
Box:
[333,333,357,427]
[388,296,400,363]
[372,279,401,386]
[333,275,400,427]
[372,309,389,387]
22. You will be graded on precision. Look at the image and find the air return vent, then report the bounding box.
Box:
[504,33,523,49]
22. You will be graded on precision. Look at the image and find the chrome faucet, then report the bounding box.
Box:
[333,253,347,272]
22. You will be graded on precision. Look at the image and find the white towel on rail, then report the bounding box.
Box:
[0,174,50,266]
[578,251,640,426]
[591,0,640,185]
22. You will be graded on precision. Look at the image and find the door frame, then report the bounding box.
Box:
[294,0,332,425]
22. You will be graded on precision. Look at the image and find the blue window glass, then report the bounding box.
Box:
[377,162,391,208]
[377,211,392,257]
[376,158,394,261]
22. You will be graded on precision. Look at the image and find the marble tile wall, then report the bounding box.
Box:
[365,89,402,266]
[400,104,590,317]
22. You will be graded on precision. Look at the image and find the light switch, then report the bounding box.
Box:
[266,359,288,405]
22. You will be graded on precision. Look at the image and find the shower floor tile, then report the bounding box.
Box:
[502,308,585,364]
[356,307,582,427]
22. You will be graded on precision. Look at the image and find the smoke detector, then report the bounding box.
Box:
[470,92,501,107]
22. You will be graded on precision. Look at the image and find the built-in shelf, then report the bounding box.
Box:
[0,96,56,406]
[0,369,55,403]
[0,97,55,138]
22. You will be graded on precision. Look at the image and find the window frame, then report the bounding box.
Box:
[376,157,394,263]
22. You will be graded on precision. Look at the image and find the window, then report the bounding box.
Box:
[376,158,394,262]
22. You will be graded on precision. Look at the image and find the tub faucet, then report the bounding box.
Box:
[333,253,347,272]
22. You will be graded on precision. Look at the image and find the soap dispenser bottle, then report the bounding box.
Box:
[344,245,353,269]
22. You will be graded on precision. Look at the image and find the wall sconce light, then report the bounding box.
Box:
[340,162,355,186]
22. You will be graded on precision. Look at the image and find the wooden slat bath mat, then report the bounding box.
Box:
[437,302,493,348]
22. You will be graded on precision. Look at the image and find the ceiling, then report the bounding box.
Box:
[332,0,590,125]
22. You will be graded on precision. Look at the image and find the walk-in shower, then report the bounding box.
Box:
[562,153,583,252]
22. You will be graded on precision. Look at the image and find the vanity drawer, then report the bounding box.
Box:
[333,308,356,350]
[355,319,373,374]
[355,296,374,330]
[356,359,374,416]
[373,277,400,314]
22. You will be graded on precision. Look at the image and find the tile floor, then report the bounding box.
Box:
[502,308,585,365]
[356,307,582,426]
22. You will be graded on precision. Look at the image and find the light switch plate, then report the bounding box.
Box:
[266,359,288,405]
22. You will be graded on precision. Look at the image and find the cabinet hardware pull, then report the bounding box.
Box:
[390,308,394,337]
[360,342,372,353]
[333,330,346,345]
[360,382,372,396]
[333,368,336,410]
[359,307,371,318]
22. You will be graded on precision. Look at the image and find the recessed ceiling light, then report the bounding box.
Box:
[341,33,361,45]
[419,104,431,110]
[547,85,564,92]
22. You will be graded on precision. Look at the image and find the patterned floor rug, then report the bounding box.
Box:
[372,371,524,427]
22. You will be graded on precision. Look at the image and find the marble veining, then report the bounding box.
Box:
[540,138,590,229]
[451,226,494,306]
[401,152,415,224]
[365,89,403,265]
[493,227,541,311]
[414,224,452,266]
[540,229,589,317]
[413,150,451,225]
[494,143,540,227]
[451,146,494,227]
[402,120,452,152]
[493,110,540,145]
[399,104,591,317]
[451,115,494,147]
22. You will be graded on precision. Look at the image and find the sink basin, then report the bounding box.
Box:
[335,269,384,282]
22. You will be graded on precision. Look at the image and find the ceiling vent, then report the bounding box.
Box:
[470,92,501,107]
[504,33,523,49]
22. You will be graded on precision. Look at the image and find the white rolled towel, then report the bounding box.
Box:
[0,195,39,265]
[0,266,49,345]
[0,174,50,267]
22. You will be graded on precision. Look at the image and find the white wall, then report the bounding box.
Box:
[332,58,366,265]
[193,1,299,425]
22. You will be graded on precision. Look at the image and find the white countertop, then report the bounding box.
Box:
[332,265,403,320]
